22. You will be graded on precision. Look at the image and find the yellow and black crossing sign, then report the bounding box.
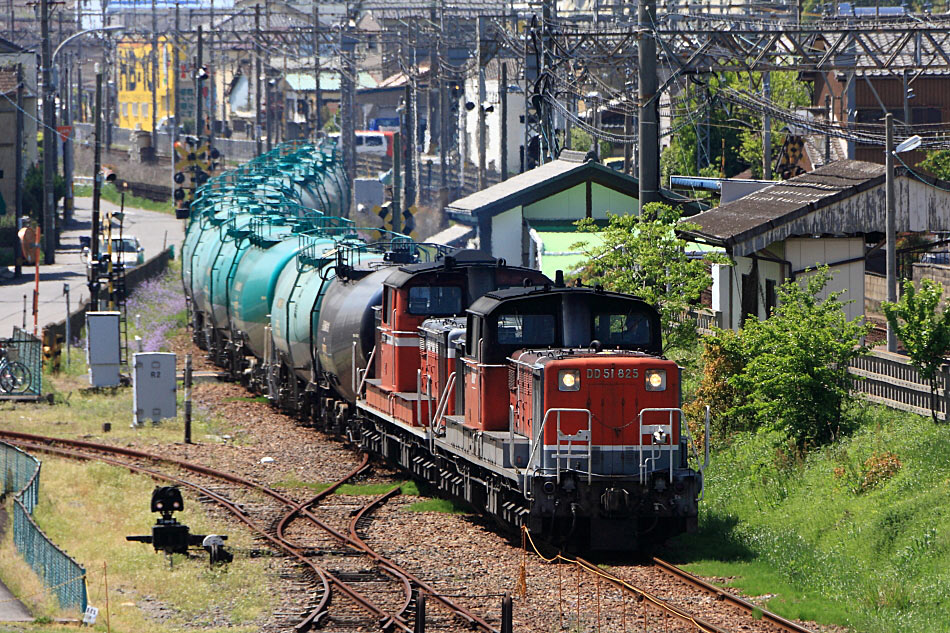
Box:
[174,136,223,219]
[375,202,419,240]
[777,134,806,180]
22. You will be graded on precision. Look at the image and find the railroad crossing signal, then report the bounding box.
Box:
[173,136,223,219]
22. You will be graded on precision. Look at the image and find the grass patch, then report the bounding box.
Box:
[0,501,60,621]
[0,457,275,633]
[403,498,470,514]
[667,400,950,632]
[73,184,173,214]
[275,479,421,497]
[223,396,269,404]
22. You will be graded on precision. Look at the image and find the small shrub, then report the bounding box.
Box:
[861,451,902,491]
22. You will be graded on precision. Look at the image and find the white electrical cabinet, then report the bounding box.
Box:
[133,352,177,425]
[86,311,122,387]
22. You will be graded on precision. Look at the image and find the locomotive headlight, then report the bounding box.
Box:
[558,370,581,391]
[645,369,667,391]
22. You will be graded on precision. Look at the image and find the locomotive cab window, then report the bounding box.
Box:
[382,287,392,323]
[496,313,556,346]
[408,286,463,316]
[593,310,652,347]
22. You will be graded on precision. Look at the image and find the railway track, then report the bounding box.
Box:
[0,430,497,633]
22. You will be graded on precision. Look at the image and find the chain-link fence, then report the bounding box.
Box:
[2,442,87,613]
[0,328,42,399]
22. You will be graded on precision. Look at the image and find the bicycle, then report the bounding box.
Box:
[0,347,31,395]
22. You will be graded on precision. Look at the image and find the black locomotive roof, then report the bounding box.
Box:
[384,248,547,288]
[467,285,651,317]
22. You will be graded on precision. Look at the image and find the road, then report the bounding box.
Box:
[0,198,185,338]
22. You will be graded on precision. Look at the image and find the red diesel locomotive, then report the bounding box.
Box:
[338,251,705,551]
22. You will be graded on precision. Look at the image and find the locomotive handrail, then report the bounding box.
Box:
[356,345,377,399]
[637,408,683,485]
[522,408,593,499]
[429,372,457,447]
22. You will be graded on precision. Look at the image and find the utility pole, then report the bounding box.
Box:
[437,0,447,208]
[91,69,103,310]
[476,16,486,190]
[41,0,56,263]
[404,83,415,208]
[208,0,215,147]
[392,131,402,234]
[15,63,24,278]
[63,55,74,223]
[196,26,203,141]
[151,0,158,145]
[825,94,831,164]
[500,62,508,181]
[637,0,659,211]
[340,23,357,214]
[763,71,772,180]
[173,2,180,148]
[885,113,897,353]
[312,1,321,138]
[254,4,262,155]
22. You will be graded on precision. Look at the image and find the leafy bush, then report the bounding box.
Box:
[882,279,950,423]
[572,202,729,351]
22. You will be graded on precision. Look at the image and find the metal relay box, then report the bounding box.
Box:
[133,352,177,425]
[86,311,122,387]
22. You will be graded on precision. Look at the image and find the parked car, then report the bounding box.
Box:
[80,236,145,267]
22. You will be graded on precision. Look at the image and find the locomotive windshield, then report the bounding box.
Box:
[497,312,557,346]
[408,286,463,315]
[593,310,652,346]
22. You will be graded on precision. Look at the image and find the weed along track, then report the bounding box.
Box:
[0,430,496,633]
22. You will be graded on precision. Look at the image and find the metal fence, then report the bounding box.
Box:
[849,350,950,420]
[0,327,42,399]
[2,442,87,613]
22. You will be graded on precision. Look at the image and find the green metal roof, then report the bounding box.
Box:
[284,72,378,92]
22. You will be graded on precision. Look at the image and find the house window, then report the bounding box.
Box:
[143,103,149,119]
[122,103,128,117]
[132,103,139,116]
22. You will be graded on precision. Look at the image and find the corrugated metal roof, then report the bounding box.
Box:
[284,71,378,91]
[684,159,885,247]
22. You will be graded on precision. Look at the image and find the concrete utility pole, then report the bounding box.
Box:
[500,62,508,181]
[405,83,415,209]
[637,0,660,211]
[91,69,103,310]
[340,24,357,214]
[41,0,56,263]
[763,71,772,180]
[437,0,447,208]
[151,0,158,145]
[312,1,321,138]
[476,17,486,191]
[885,113,897,353]
[63,55,74,223]
[15,63,24,278]
[255,4,262,155]
[173,2,180,148]
[208,0,215,147]
[392,131,402,235]
[196,26,203,139]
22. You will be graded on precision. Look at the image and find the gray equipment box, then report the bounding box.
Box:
[133,353,177,425]
[86,311,122,387]
[354,178,385,208]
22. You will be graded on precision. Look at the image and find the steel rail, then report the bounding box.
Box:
[274,454,415,631]
[1,432,412,633]
[277,468,498,632]
[653,558,816,633]
[573,557,730,633]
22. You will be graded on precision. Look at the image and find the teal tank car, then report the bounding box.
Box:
[228,222,306,359]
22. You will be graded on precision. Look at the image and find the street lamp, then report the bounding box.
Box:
[52,25,124,64]
[885,116,922,352]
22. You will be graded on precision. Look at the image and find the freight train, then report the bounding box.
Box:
[182,140,707,551]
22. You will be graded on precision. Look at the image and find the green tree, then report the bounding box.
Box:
[731,268,871,446]
[919,149,950,181]
[882,279,950,424]
[572,202,729,351]
[569,127,611,160]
